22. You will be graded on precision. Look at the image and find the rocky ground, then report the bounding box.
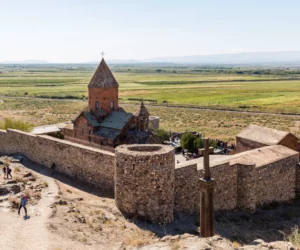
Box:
[0,155,298,250]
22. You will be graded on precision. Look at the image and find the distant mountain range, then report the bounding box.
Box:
[2,51,300,65]
[146,51,300,64]
[0,59,48,64]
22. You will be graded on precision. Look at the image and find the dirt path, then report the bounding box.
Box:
[0,174,57,249]
[0,162,90,250]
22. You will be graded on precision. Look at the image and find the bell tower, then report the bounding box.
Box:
[135,101,150,131]
[88,57,119,114]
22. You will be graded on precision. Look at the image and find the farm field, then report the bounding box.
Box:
[0,64,300,114]
[0,98,299,142]
[0,64,299,141]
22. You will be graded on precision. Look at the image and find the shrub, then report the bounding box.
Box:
[154,129,169,142]
[194,137,204,149]
[8,196,20,208]
[0,118,33,132]
[180,133,197,152]
[209,140,217,149]
[285,226,300,248]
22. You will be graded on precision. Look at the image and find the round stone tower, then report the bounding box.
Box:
[115,144,175,224]
[149,116,160,130]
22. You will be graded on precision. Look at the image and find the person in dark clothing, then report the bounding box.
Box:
[18,194,28,216]
[50,162,56,174]
[6,166,12,179]
[2,166,6,179]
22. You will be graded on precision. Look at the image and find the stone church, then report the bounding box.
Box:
[62,58,160,148]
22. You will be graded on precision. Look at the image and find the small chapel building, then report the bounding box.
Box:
[62,58,160,149]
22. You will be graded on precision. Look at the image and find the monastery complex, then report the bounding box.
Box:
[0,58,300,226]
[62,58,160,149]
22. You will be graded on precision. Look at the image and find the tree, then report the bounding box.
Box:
[194,137,204,150]
[154,129,170,142]
[209,140,217,149]
[180,133,197,152]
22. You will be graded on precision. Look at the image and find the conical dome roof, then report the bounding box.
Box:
[88,59,119,88]
[135,101,150,117]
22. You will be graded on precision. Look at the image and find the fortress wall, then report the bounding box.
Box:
[149,116,160,130]
[206,163,238,211]
[236,137,267,153]
[174,164,198,214]
[235,163,256,212]
[115,145,175,224]
[255,155,298,206]
[174,162,238,213]
[64,135,115,153]
[0,129,115,191]
[296,163,300,197]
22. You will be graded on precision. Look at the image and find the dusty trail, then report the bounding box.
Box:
[0,175,57,250]
[0,163,90,250]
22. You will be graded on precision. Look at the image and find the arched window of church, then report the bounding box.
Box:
[111,101,114,110]
[95,101,99,110]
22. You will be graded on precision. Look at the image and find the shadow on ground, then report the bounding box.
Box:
[11,154,300,245]
[130,201,300,244]
[13,154,114,199]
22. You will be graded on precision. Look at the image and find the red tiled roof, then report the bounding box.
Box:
[88,59,119,88]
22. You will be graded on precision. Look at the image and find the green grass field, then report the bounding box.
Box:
[0,65,299,114]
[0,64,299,141]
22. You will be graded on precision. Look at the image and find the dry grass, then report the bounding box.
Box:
[123,233,148,248]
[124,105,300,142]
[123,231,154,248]
[232,241,241,248]
[8,196,19,208]
[14,166,21,172]
[285,227,300,248]
[15,177,27,184]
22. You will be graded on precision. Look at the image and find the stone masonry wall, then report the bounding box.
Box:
[296,163,300,197]
[235,162,256,212]
[115,144,175,224]
[0,129,115,191]
[174,164,198,214]
[149,116,160,130]
[174,162,238,214]
[255,155,298,206]
[200,163,238,211]
[236,137,267,153]
[174,152,299,214]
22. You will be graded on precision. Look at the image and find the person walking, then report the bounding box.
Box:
[6,166,12,179]
[2,166,6,179]
[50,162,56,174]
[18,194,28,217]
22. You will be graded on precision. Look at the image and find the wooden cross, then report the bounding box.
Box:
[101,51,105,58]
[201,138,211,180]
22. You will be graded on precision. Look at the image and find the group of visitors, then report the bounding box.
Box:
[1,163,28,216]
[215,140,235,155]
[2,165,12,179]
[0,160,58,219]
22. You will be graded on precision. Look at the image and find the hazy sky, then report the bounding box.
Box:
[1,0,300,62]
